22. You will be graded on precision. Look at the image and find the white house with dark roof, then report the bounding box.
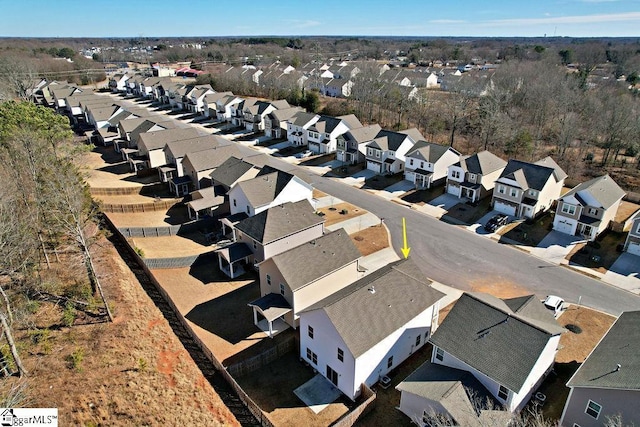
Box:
[202,91,232,118]
[227,167,313,217]
[243,99,290,132]
[215,199,324,278]
[299,259,445,400]
[186,85,215,113]
[161,135,228,183]
[231,97,257,127]
[553,174,626,241]
[365,128,425,175]
[429,292,565,412]
[215,94,244,122]
[623,210,640,256]
[286,111,320,146]
[137,127,202,170]
[306,114,362,155]
[560,310,640,427]
[404,141,461,189]
[264,106,303,139]
[446,150,507,202]
[249,229,362,336]
[492,157,567,219]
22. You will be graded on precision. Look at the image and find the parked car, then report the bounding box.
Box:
[296,150,313,159]
[484,213,509,232]
[543,295,565,318]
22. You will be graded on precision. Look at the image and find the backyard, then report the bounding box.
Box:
[316,202,367,227]
[350,224,390,256]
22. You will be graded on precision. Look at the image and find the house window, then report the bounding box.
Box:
[308,325,314,339]
[387,356,393,369]
[561,203,576,215]
[585,400,602,419]
[233,199,237,207]
[498,385,509,401]
[510,188,518,197]
[337,348,344,362]
[266,274,271,286]
[415,335,421,346]
[498,185,506,194]
[410,159,414,166]
[468,173,476,181]
[280,283,285,296]
[636,222,640,234]
[253,240,257,250]
[435,347,444,361]
[246,206,250,214]
[528,189,538,197]
[588,207,598,215]
[375,150,380,158]
[451,170,460,179]
[420,161,425,169]
[389,151,395,158]
[422,410,430,425]
[306,348,318,365]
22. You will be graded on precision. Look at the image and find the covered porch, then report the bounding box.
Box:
[158,165,177,183]
[215,242,253,279]
[413,168,434,189]
[248,293,292,338]
[576,215,601,241]
[121,147,138,162]
[186,189,225,220]
[459,182,482,203]
[219,212,249,241]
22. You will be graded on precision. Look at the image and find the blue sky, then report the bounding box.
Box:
[1,0,639,37]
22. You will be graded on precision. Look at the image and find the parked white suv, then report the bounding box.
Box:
[543,295,565,318]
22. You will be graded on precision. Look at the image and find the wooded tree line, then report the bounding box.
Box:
[0,102,111,389]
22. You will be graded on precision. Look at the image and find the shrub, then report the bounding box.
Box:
[134,246,145,258]
[67,347,85,371]
[62,302,76,327]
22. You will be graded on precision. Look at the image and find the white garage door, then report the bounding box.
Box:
[494,200,517,216]
[367,161,381,173]
[628,242,640,256]
[447,184,461,197]
[554,220,574,235]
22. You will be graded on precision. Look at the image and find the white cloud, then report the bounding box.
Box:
[483,11,640,26]
[283,19,321,29]
[428,19,467,24]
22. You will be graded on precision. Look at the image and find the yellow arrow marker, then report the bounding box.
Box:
[401,217,411,259]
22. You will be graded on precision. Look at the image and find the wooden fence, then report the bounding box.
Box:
[142,254,206,269]
[101,200,177,213]
[331,384,376,427]
[119,225,181,238]
[227,335,296,378]
[90,187,142,196]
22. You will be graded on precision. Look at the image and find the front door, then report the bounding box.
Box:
[326,365,338,387]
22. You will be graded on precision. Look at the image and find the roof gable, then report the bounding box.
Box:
[561,174,625,209]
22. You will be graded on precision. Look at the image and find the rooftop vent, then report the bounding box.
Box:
[368,286,375,294]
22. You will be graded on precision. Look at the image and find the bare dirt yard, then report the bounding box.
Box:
[350,224,390,256]
[316,202,367,227]
[10,235,238,426]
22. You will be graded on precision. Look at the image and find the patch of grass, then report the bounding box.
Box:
[138,357,148,372]
[67,347,85,371]
[62,302,76,327]
[501,211,554,245]
[134,246,145,258]
[566,230,626,273]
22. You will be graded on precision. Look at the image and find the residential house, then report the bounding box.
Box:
[264,106,303,139]
[299,259,445,400]
[287,111,321,147]
[365,128,425,175]
[138,77,163,98]
[109,73,132,93]
[249,229,361,336]
[84,103,125,130]
[161,134,228,183]
[136,128,202,170]
[307,115,362,155]
[560,311,640,427]
[623,210,640,256]
[215,94,243,122]
[553,175,626,241]
[117,117,176,148]
[216,199,324,278]
[50,84,82,110]
[186,85,215,113]
[336,124,382,165]
[227,167,314,217]
[321,79,354,97]
[202,91,232,118]
[178,144,243,195]
[404,141,461,189]
[446,150,507,203]
[243,99,290,132]
[429,292,565,412]
[492,157,567,219]
[231,97,257,127]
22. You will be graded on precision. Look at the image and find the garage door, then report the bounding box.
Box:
[628,242,640,256]
[367,161,381,173]
[494,200,517,216]
[554,220,574,235]
[447,184,461,197]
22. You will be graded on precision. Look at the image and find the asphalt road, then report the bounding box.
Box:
[112,95,640,316]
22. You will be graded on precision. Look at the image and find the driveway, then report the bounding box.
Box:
[528,231,586,264]
[380,180,414,200]
[415,193,460,219]
[604,253,640,294]
[467,210,508,236]
[294,374,342,414]
[340,168,377,188]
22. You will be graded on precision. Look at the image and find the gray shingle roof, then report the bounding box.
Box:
[535,156,568,182]
[344,124,382,144]
[310,115,343,134]
[182,144,243,172]
[561,174,626,210]
[266,229,360,291]
[235,199,323,244]
[567,310,640,390]
[429,292,564,392]
[209,156,259,188]
[368,128,424,152]
[302,259,444,358]
[268,106,304,122]
[164,135,227,159]
[234,169,298,208]
[458,150,507,175]
[407,140,458,163]
[138,128,203,152]
[290,111,319,127]
[498,158,565,191]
